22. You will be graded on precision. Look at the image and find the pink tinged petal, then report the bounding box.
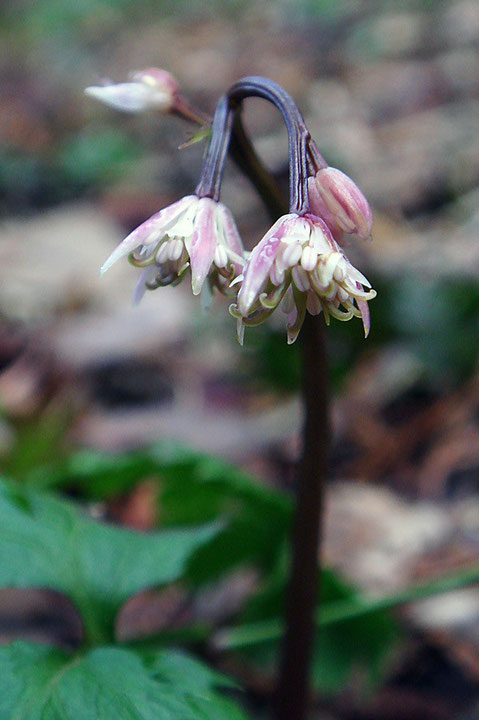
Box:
[306,291,322,315]
[313,167,373,240]
[308,217,341,255]
[287,291,307,345]
[85,68,178,114]
[281,286,296,314]
[132,266,157,305]
[237,236,281,316]
[307,176,343,237]
[130,68,179,112]
[343,260,371,288]
[100,195,197,275]
[269,213,299,239]
[189,198,218,296]
[355,286,371,337]
[215,204,244,258]
[85,83,154,113]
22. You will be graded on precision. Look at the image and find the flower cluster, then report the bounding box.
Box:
[92,72,376,343]
[231,212,375,344]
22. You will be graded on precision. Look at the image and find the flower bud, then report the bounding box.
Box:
[308,167,373,241]
[85,68,179,114]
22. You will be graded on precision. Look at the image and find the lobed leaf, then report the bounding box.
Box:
[0,642,249,720]
[0,479,219,641]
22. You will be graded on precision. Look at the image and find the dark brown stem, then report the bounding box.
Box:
[274,316,329,720]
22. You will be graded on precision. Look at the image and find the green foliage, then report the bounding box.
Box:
[151,444,292,582]
[0,643,248,720]
[0,478,219,643]
[230,567,398,694]
[23,443,292,583]
[0,473,250,717]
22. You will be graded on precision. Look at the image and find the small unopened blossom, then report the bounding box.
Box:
[85,68,179,114]
[101,195,244,300]
[308,167,373,244]
[231,213,376,344]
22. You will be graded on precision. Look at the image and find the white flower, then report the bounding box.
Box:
[231,213,376,344]
[85,68,179,114]
[101,195,245,300]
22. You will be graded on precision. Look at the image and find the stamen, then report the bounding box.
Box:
[292,265,310,292]
[300,245,318,272]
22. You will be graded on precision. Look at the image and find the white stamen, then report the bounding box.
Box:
[155,240,170,263]
[292,265,311,292]
[270,261,285,287]
[168,237,184,262]
[214,245,228,269]
[281,242,302,268]
[333,262,346,282]
[300,246,318,272]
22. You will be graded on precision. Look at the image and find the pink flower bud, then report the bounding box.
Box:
[308,167,373,242]
[85,68,179,114]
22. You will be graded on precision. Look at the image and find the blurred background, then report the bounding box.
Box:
[0,0,478,718]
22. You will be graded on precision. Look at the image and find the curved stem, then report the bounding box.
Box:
[195,94,234,201]
[227,76,311,214]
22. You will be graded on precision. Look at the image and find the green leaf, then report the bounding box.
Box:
[0,479,219,643]
[151,444,292,582]
[0,642,249,720]
[27,448,159,496]
[22,442,292,583]
[178,127,212,151]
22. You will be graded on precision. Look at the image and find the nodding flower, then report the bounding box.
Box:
[100,195,244,301]
[231,212,376,344]
[307,166,373,245]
